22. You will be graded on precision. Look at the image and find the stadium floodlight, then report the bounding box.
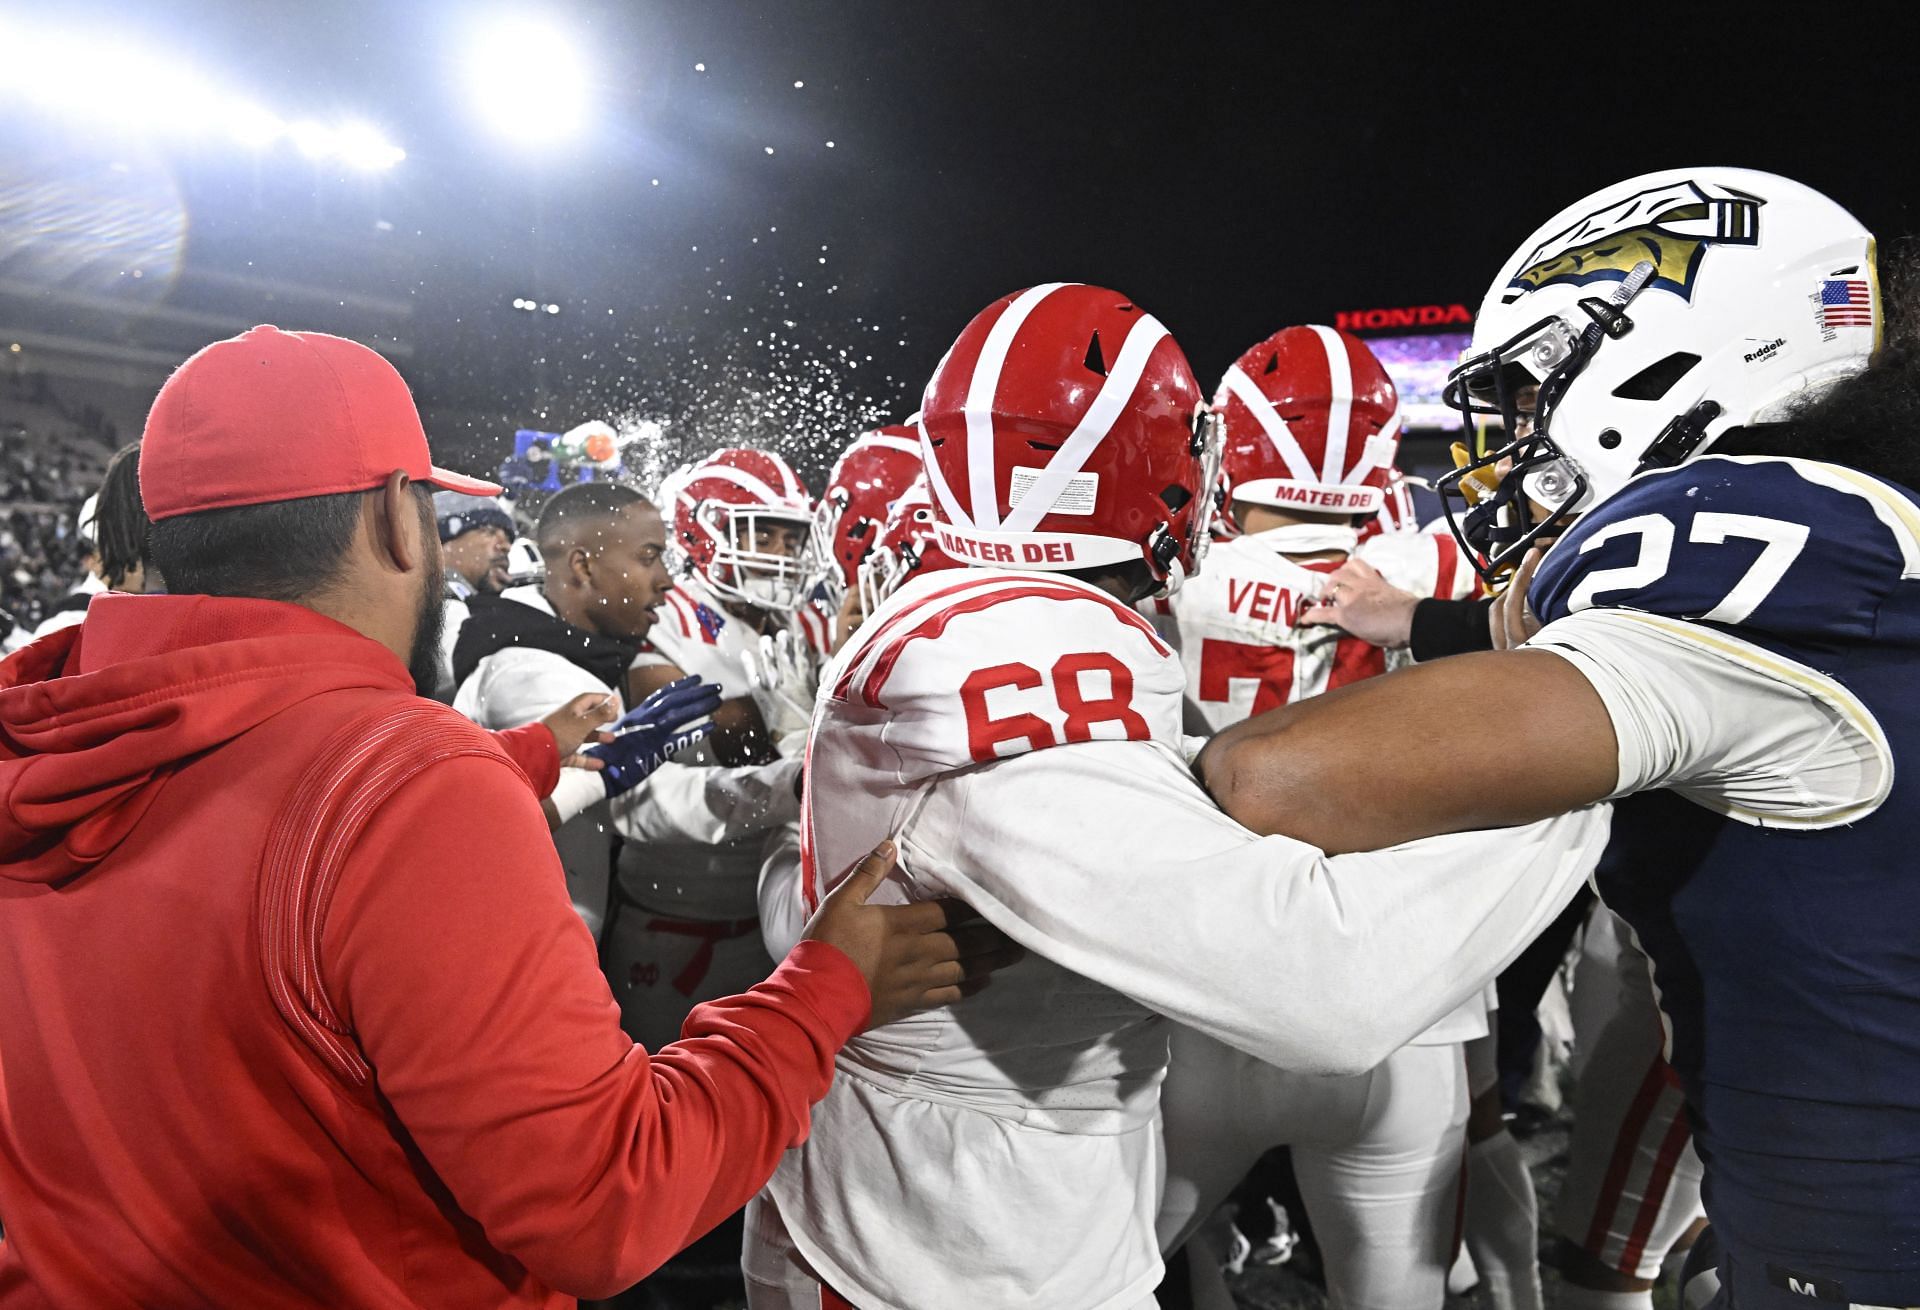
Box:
[333,121,407,170]
[465,15,589,144]
[0,17,406,170]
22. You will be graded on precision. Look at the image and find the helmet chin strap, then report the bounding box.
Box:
[1148,557,1185,600]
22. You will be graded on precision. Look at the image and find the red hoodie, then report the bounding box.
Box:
[0,594,867,1308]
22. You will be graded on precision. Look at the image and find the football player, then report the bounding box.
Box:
[804,424,924,644]
[1554,899,1706,1305]
[756,429,926,968]
[1201,168,1906,1307]
[1152,325,1482,1307]
[602,448,814,1051]
[742,283,1611,1310]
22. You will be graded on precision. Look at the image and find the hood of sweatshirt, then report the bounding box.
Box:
[0,593,413,884]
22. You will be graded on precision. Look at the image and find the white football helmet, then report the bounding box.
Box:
[1439,167,1879,577]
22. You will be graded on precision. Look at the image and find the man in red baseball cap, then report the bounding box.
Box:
[0,327,1012,1308]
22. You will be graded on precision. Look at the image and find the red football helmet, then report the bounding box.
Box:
[658,447,813,614]
[1358,467,1420,543]
[855,474,961,615]
[805,423,924,605]
[1215,325,1402,516]
[917,283,1221,591]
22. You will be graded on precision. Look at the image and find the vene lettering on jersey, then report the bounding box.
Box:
[1226,577,1310,627]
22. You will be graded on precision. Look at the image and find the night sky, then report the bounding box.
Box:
[7,1,1917,482]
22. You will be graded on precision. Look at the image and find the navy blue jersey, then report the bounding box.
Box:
[1533,457,1920,1295]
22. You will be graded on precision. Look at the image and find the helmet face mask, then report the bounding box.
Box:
[804,487,853,606]
[1156,404,1224,592]
[853,474,956,616]
[703,504,811,614]
[1438,168,1880,582]
[660,447,815,616]
[1438,308,1608,578]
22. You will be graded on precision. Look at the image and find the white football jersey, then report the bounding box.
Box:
[1161,526,1475,734]
[619,572,791,919]
[765,564,1612,1310]
[1163,525,1488,1044]
[635,573,760,700]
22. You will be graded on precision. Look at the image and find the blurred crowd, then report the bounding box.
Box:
[0,373,119,636]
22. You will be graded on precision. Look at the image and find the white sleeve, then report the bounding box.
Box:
[897,740,1611,1076]
[546,767,609,828]
[757,821,809,961]
[608,757,802,845]
[1527,608,1892,827]
[452,648,611,731]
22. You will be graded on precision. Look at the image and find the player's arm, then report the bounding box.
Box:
[607,757,801,847]
[1204,598,1890,853]
[629,658,770,765]
[901,740,1610,1076]
[1199,647,1619,854]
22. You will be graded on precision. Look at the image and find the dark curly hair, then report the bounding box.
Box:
[93,442,150,590]
[1718,236,1920,491]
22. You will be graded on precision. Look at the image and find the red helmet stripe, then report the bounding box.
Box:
[1221,365,1320,484]
[964,282,1071,529]
[1002,313,1170,534]
[1309,324,1355,485]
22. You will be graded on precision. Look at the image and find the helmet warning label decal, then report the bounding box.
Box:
[1011,467,1100,516]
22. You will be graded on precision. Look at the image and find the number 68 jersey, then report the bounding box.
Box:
[772,562,1613,1310]
[777,566,1192,1310]
[796,565,1188,929]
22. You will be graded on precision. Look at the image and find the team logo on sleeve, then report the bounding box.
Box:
[1506,180,1763,304]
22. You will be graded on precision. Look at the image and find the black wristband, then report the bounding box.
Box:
[1408,596,1496,662]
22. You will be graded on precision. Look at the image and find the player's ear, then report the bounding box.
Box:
[569,544,594,586]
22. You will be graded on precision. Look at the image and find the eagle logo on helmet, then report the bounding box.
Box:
[1506,180,1763,304]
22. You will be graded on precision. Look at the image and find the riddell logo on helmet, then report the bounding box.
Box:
[935,523,1078,566]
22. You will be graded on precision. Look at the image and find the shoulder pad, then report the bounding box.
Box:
[1531,457,1920,643]
[828,571,1186,773]
[1354,529,1477,601]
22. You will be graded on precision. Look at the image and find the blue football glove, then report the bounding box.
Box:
[582,676,723,798]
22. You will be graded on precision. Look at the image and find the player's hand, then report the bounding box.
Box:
[804,840,1025,1030]
[1490,546,1547,650]
[541,692,622,765]
[742,628,819,754]
[831,586,865,653]
[1296,559,1418,649]
[580,677,723,797]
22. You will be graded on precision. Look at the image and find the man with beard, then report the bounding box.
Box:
[0,326,1011,1309]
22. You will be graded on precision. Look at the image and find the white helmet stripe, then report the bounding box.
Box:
[1002,312,1170,533]
[1309,324,1354,484]
[1342,408,1403,489]
[689,464,807,512]
[964,282,1070,529]
[1222,366,1319,484]
[917,414,973,529]
[853,434,922,458]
